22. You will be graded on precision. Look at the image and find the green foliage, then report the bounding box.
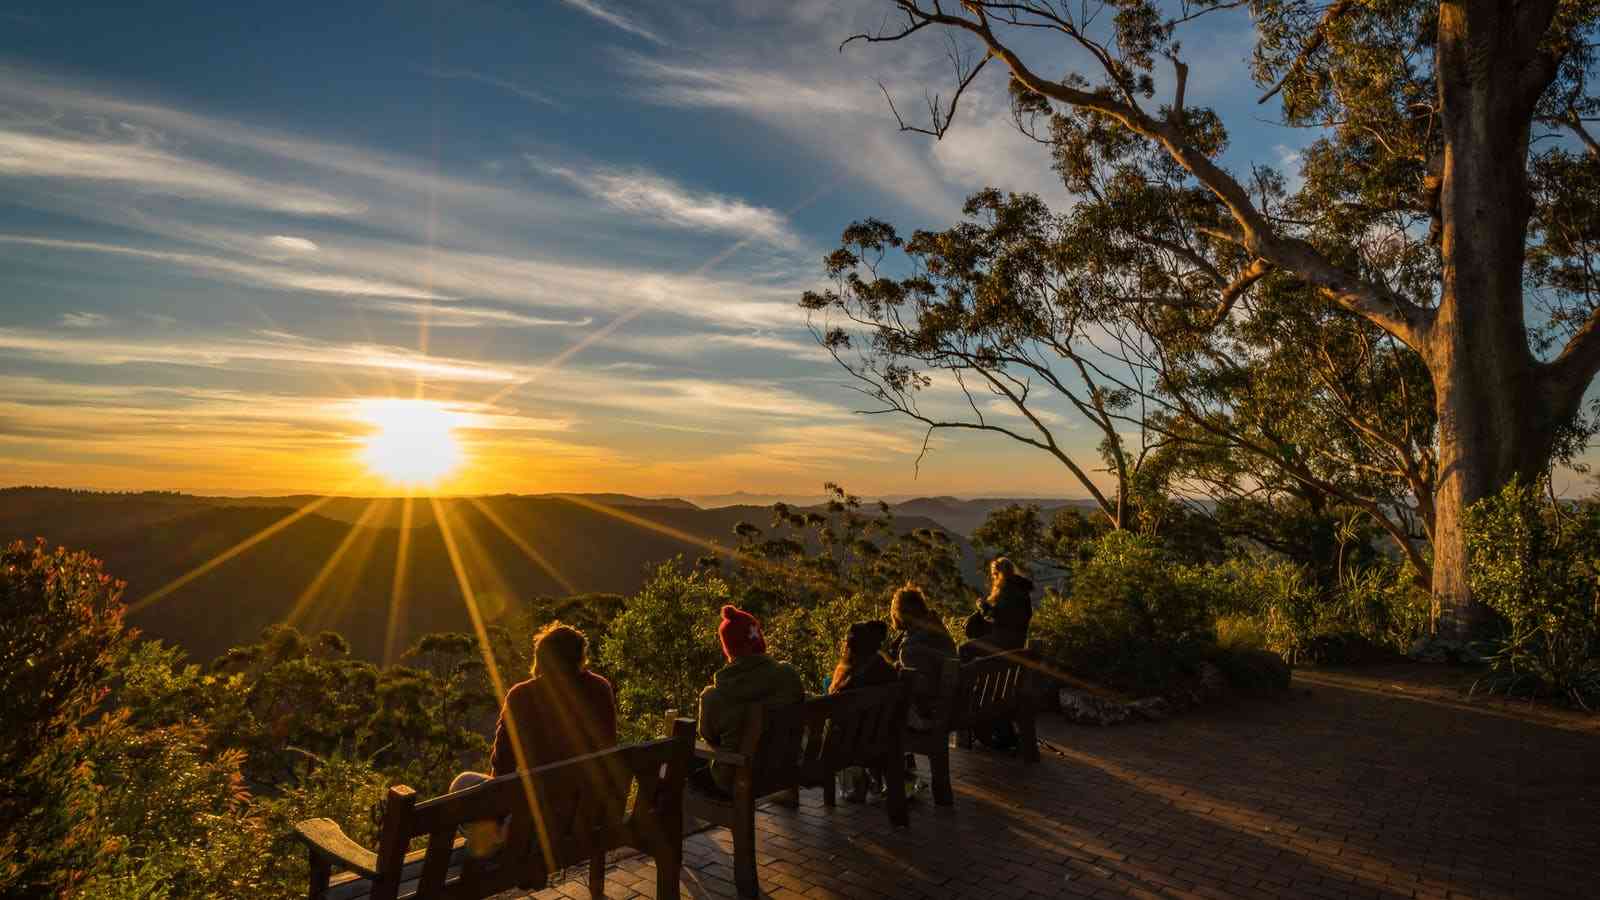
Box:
[764,590,885,693]
[1189,553,1427,665]
[0,539,126,776]
[971,503,1048,567]
[0,536,512,898]
[1203,647,1293,697]
[598,560,730,742]
[723,483,969,614]
[1031,532,1214,694]
[1464,478,1600,707]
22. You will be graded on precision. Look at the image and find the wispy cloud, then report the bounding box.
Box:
[365,300,595,329]
[265,235,319,253]
[621,34,1067,221]
[613,330,824,361]
[58,311,109,328]
[0,131,361,216]
[422,66,563,107]
[557,0,665,45]
[0,327,519,383]
[0,235,447,300]
[537,157,799,246]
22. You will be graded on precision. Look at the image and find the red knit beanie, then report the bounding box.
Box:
[718,605,766,660]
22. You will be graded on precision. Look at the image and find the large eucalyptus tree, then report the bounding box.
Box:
[837,0,1600,636]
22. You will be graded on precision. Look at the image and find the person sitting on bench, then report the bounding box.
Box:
[828,620,897,800]
[978,557,1034,652]
[829,620,896,695]
[889,585,957,732]
[693,605,806,795]
[450,621,617,855]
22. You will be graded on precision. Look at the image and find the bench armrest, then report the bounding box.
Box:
[694,741,749,768]
[294,818,381,879]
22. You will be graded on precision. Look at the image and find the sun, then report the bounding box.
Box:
[354,398,466,486]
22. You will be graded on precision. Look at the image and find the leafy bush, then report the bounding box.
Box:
[1032,532,1214,694]
[1464,478,1600,707]
[598,561,730,742]
[1204,646,1292,696]
[0,539,126,776]
[764,590,885,692]
[1189,554,1427,664]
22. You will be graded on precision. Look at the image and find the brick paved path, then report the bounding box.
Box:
[529,666,1598,900]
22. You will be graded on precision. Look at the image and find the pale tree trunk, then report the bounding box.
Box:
[1426,0,1561,639]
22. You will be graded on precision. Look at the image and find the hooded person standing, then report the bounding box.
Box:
[695,605,806,792]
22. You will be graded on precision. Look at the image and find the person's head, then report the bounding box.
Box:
[532,621,587,679]
[718,605,767,661]
[841,619,889,662]
[891,584,943,634]
[963,610,991,642]
[990,557,1016,583]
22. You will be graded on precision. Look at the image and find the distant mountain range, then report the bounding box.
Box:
[4,487,1073,663]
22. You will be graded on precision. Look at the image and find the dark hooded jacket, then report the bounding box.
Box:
[697,653,806,789]
[981,572,1035,651]
[894,624,959,721]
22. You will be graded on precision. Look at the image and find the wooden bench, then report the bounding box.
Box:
[682,679,912,898]
[905,644,1042,806]
[294,719,695,900]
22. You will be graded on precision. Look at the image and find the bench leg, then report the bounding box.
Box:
[1019,713,1040,764]
[930,745,954,807]
[307,852,331,900]
[588,853,605,899]
[884,755,909,828]
[823,775,837,807]
[957,728,974,750]
[655,841,682,900]
[731,794,759,898]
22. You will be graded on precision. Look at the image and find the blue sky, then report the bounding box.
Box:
[0,1,1303,497]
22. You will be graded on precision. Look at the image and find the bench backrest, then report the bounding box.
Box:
[942,647,1037,731]
[739,679,910,797]
[368,719,694,900]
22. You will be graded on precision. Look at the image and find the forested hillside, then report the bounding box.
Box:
[0,488,978,662]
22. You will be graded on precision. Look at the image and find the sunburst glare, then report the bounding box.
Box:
[353,398,467,486]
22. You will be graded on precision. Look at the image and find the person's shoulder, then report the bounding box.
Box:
[776,658,806,688]
[500,677,538,709]
[582,669,614,694]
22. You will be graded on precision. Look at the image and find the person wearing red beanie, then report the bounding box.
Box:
[695,604,805,793]
[718,603,767,659]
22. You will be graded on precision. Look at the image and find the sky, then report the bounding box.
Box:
[0,0,1303,498]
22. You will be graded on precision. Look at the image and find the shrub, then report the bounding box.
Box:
[1189,554,1426,664]
[0,539,126,775]
[764,590,885,693]
[1204,646,1292,696]
[1464,478,1600,707]
[1032,532,1214,694]
[598,561,730,742]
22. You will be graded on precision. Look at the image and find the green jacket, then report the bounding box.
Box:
[697,654,806,789]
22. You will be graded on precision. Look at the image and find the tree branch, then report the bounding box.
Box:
[1256,0,1357,105]
[852,1,1434,346]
